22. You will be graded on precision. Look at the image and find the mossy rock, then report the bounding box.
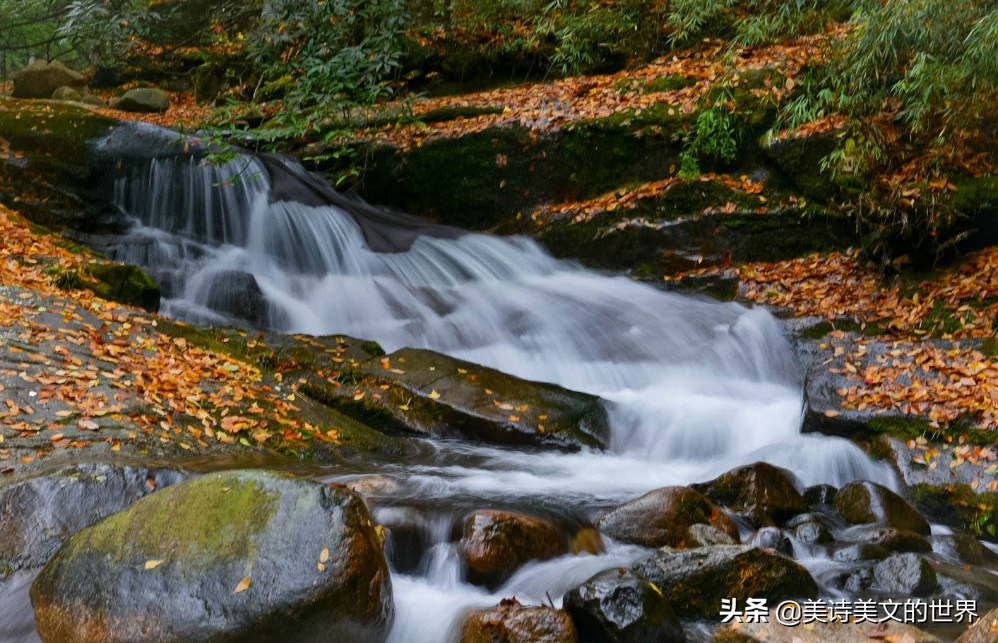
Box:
[30,470,395,643]
[907,483,998,542]
[86,262,161,312]
[631,545,818,618]
[12,61,87,99]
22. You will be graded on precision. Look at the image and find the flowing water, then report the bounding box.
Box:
[11,146,899,642]
[94,150,900,640]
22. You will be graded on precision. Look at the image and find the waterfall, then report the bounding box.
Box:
[102,150,896,643]
[105,152,892,485]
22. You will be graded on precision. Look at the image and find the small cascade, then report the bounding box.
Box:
[99,148,898,643]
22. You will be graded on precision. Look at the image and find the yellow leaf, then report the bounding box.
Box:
[144,560,164,570]
[428,390,440,399]
[317,562,326,572]
[320,548,329,563]
[233,577,250,594]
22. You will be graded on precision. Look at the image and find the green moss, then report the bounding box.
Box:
[361,341,386,357]
[907,483,998,541]
[643,74,699,94]
[86,263,161,312]
[950,175,998,213]
[867,415,936,441]
[80,474,279,561]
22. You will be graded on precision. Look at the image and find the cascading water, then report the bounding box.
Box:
[102,149,897,642]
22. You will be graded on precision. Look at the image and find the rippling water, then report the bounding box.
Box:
[30,150,899,641]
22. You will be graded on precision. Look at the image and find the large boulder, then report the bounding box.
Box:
[932,562,998,602]
[692,462,807,526]
[873,553,937,596]
[834,481,930,534]
[112,87,171,113]
[714,619,940,643]
[630,545,818,618]
[563,568,685,643]
[0,463,185,576]
[957,606,998,643]
[459,600,577,643]
[87,262,161,312]
[12,60,87,99]
[459,510,567,588]
[596,486,739,549]
[30,470,394,643]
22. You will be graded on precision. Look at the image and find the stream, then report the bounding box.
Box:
[75,147,910,641]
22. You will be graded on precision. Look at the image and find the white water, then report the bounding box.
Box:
[104,153,897,642]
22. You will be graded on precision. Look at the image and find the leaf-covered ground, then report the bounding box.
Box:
[0,204,363,476]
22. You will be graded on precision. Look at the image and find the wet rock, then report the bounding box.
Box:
[51,86,83,102]
[86,262,161,312]
[0,463,184,576]
[833,543,890,563]
[346,475,405,497]
[459,510,567,588]
[747,527,792,556]
[12,61,87,99]
[196,269,268,326]
[762,128,844,202]
[31,470,394,643]
[692,462,807,526]
[841,568,873,592]
[834,481,931,535]
[784,512,826,529]
[803,484,837,507]
[563,568,685,643]
[460,599,577,643]
[846,525,932,553]
[947,533,998,566]
[713,619,941,643]
[630,545,818,618]
[112,87,170,113]
[569,528,605,555]
[792,520,833,545]
[686,523,737,548]
[873,553,938,596]
[957,606,998,643]
[931,563,998,602]
[596,486,739,549]
[349,347,610,450]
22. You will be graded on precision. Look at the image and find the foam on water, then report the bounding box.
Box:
[100,153,898,642]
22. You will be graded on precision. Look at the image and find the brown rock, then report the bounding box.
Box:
[692,462,807,526]
[956,606,998,643]
[834,481,931,534]
[459,600,577,643]
[569,528,605,555]
[714,619,940,643]
[460,510,567,587]
[596,486,739,549]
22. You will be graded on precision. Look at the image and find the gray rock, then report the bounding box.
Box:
[630,545,818,618]
[957,606,998,643]
[747,527,792,556]
[932,562,998,602]
[30,470,394,643]
[0,463,184,576]
[686,523,737,548]
[842,568,873,592]
[793,520,833,545]
[833,543,890,563]
[873,554,938,596]
[946,533,998,566]
[834,481,931,534]
[563,568,685,643]
[12,61,86,99]
[113,87,170,113]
